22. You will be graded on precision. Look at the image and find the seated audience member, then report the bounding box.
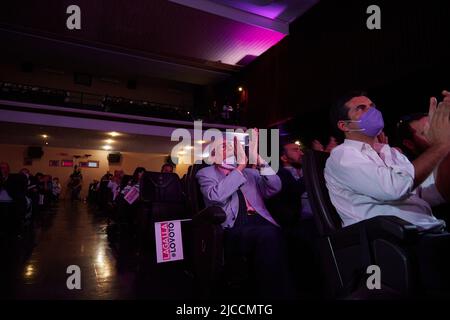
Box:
[396,111,450,223]
[196,133,294,299]
[325,90,450,231]
[395,113,432,161]
[269,139,310,225]
[117,167,146,228]
[121,167,146,197]
[43,175,53,204]
[107,170,124,201]
[325,90,450,293]
[52,177,62,201]
[311,136,339,153]
[267,139,321,296]
[87,179,99,202]
[161,163,174,173]
[101,171,112,181]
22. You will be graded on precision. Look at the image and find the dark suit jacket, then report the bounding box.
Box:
[267,167,306,227]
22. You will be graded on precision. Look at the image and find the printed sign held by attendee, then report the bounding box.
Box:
[154,220,184,263]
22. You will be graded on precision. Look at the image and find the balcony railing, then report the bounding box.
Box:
[0,81,194,121]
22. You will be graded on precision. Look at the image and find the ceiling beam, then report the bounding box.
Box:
[169,0,289,34]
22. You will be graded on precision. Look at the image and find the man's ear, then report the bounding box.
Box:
[337,120,348,133]
[402,139,415,152]
[280,154,288,164]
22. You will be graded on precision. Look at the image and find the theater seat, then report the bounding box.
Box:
[140,171,186,221]
[136,172,187,257]
[303,150,421,298]
[185,164,252,299]
[184,163,227,298]
[97,180,113,211]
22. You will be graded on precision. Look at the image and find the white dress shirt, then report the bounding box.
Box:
[324,139,446,231]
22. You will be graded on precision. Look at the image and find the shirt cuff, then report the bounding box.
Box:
[258,159,277,175]
[391,160,415,181]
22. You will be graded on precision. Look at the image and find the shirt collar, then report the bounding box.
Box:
[343,139,388,153]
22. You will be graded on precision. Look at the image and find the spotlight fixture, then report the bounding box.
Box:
[238,86,243,92]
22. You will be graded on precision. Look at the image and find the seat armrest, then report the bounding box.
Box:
[192,206,226,225]
[332,215,419,247]
[374,216,419,241]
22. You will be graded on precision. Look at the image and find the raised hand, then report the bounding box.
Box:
[325,136,338,152]
[426,101,450,147]
[234,136,247,171]
[247,128,260,165]
[311,139,324,152]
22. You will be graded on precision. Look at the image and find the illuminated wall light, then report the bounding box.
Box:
[41,134,48,138]
[102,145,112,150]
[238,86,243,92]
[45,142,49,145]
[105,139,114,144]
[109,132,120,137]
[295,140,301,146]
[197,140,206,144]
[24,264,35,278]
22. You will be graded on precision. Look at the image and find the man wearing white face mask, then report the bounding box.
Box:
[196,132,294,299]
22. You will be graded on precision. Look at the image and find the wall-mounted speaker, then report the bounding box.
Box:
[27,146,43,159]
[107,152,122,163]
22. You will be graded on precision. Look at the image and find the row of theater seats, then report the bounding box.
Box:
[91,156,448,299]
[0,173,56,274]
[89,167,242,298]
